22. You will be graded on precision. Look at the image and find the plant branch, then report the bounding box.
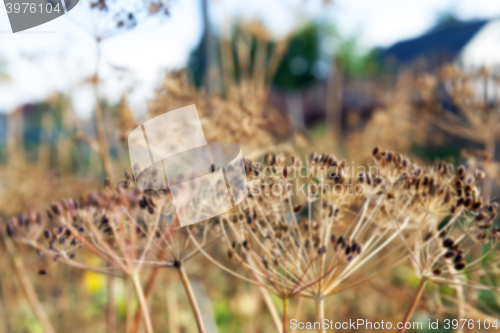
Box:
[2,234,56,333]
[178,266,206,333]
[398,277,427,333]
[131,272,154,333]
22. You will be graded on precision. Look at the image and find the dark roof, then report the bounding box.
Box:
[383,20,489,64]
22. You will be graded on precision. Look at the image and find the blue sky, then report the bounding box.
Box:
[0,0,499,117]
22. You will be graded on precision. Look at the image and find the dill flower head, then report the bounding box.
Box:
[7,172,177,276]
[5,211,44,244]
[372,148,499,290]
[212,150,414,300]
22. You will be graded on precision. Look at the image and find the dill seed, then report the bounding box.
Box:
[337,236,346,249]
[453,253,464,264]
[472,201,482,210]
[475,213,486,222]
[351,243,359,253]
[443,237,454,248]
[444,251,455,259]
[457,166,465,178]
[330,234,336,243]
[6,223,14,237]
[454,261,466,270]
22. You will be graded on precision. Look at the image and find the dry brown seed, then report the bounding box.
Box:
[443,237,454,248]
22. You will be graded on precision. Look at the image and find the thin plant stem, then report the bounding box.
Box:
[259,285,283,332]
[468,140,496,305]
[398,277,427,333]
[131,272,154,333]
[283,298,289,333]
[131,267,160,333]
[93,39,114,182]
[2,234,56,333]
[315,298,326,333]
[178,266,206,333]
[126,277,134,333]
[291,296,304,333]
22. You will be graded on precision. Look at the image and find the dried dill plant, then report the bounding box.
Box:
[370,147,500,333]
[146,20,297,153]
[412,65,500,199]
[7,172,174,333]
[140,214,223,333]
[7,170,224,333]
[70,0,170,183]
[146,70,285,154]
[193,150,415,333]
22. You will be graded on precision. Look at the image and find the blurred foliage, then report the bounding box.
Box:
[188,20,380,92]
[273,23,320,90]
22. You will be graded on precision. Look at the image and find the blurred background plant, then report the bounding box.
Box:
[2,0,500,332]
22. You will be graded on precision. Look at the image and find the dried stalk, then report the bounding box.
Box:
[2,234,55,333]
[131,272,154,333]
[283,298,289,333]
[93,40,114,182]
[291,297,304,333]
[178,266,206,333]
[398,277,427,333]
[315,298,326,333]
[260,285,283,332]
[131,267,160,333]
